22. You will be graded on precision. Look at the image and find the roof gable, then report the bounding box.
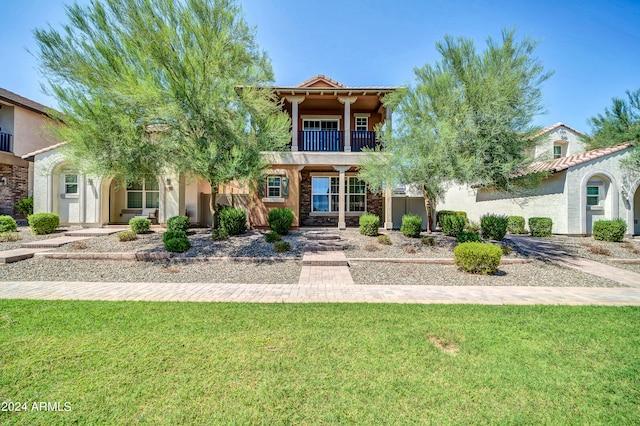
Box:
[295,74,346,89]
[534,122,585,138]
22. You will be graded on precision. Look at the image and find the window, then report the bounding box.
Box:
[64,174,78,194]
[553,145,562,159]
[355,117,368,131]
[127,180,159,209]
[267,176,281,197]
[303,119,339,131]
[311,176,366,213]
[586,186,600,206]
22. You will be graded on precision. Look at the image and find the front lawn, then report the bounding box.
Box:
[1,301,638,424]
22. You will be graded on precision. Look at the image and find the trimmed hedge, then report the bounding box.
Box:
[401,214,423,238]
[267,208,294,235]
[129,217,151,234]
[28,213,60,235]
[454,242,502,275]
[167,215,190,232]
[0,215,18,233]
[592,219,627,242]
[162,229,188,243]
[265,231,282,243]
[480,214,508,241]
[529,217,553,237]
[441,214,466,237]
[220,207,247,235]
[507,216,526,234]
[116,230,137,242]
[456,231,481,243]
[359,213,380,236]
[436,210,467,227]
[164,237,191,253]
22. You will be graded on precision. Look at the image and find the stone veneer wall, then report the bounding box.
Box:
[299,169,383,227]
[0,164,28,217]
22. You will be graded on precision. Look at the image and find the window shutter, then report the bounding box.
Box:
[258,178,265,198]
[282,176,289,198]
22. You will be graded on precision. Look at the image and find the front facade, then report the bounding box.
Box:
[29,75,401,229]
[0,88,59,217]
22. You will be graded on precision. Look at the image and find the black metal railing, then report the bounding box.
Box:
[351,131,378,152]
[298,130,344,152]
[0,132,13,153]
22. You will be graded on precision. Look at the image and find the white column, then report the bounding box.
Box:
[79,174,86,223]
[334,166,351,229]
[384,185,393,230]
[338,96,357,152]
[286,96,305,152]
[47,171,54,213]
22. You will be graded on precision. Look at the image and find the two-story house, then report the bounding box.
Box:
[0,88,60,217]
[28,75,401,229]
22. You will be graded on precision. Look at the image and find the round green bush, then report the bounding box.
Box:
[528,217,553,237]
[359,213,380,236]
[480,214,508,241]
[507,216,526,234]
[267,208,294,235]
[265,231,282,243]
[162,229,187,243]
[28,213,60,235]
[129,217,151,234]
[164,237,191,253]
[116,230,137,242]
[166,215,190,232]
[456,231,481,243]
[220,207,247,235]
[401,214,423,238]
[377,234,392,245]
[274,241,291,253]
[441,214,466,236]
[592,218,627,242]
[454,242,502,275]
[211,228,229,241]
[0,215,18,233]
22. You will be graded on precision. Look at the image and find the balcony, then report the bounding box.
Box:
[0,132,13,153]
[297,130,378,152]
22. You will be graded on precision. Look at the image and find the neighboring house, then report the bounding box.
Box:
[438,123,640,235]
[28,75,403,229]
[0,88,59,217]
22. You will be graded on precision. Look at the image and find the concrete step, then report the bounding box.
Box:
[21,236,92,249]
[64,228,123,237]
[305,242,345,251]
[0,248,51,264]
[305,231,341,241]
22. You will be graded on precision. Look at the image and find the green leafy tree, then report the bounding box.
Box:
[360,29,552,230]
[33,0,290,228]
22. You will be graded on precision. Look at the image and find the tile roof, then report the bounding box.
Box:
[513,142,634,177]
[0,88,51,116]
[21,142,67,160]
[533,122,585,137]
[295,74,347,88]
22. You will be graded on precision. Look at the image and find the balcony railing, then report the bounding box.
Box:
[297,130,378,152]
[0,132,13,153]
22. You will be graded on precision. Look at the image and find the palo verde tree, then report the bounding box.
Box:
[360,29,552,230]
[33,0,290,228]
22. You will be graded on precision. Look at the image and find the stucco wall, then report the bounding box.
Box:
[533,126,586,162]
[13,108,58,158]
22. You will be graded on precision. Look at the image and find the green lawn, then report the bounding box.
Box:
[1,301,638,425]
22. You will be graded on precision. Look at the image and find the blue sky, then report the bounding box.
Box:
[2,0,639,132]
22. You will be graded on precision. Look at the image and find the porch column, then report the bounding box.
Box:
[334,165,351,229]
[384,185,393,230]
[385,104,393,130]
[338,96,357,152]
[79,174,86,223]
[285,96,305,152]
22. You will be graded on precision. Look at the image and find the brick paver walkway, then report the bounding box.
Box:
[298,230,353,285]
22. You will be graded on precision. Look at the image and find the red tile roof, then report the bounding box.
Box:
[21,142,67,160]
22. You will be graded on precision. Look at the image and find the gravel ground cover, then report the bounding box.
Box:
[547,236,640,273]
[0,226,83,250]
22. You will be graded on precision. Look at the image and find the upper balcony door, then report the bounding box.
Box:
[301,119,343,151]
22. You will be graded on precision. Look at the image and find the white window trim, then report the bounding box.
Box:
[127,180,160,210]
[64,173,78,195]
[355,116,369,132]
[310,174,367,215]
[586,182,604,210]
[266,175,282,198]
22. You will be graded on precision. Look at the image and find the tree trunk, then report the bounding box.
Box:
[210,184,218,229]
[422,187,434,233]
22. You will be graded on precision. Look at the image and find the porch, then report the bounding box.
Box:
[295,130,378,152]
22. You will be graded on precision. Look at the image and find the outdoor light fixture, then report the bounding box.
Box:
[0,177,6,186]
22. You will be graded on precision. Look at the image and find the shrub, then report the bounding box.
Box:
[377,234,392,245]
[454,242,502,275]
[162,229,187,243]
[500,244,512,256]
[589,245,612,256]
[0,232,20,242]
[267,208,294,235]
[507,216,526,234]
[129,217,151,234]
[592,219,627,242]
[401,214,423,238]
[274,241,291,252]
[456,231,481,243]
[441,214,466,236]
[117,230,137,242]
[166,215,190,232]
[528,217,553,237]
[28,213,60,235]
[363,242,380,252]
[464,220,481,233]
[211,228,229,241]
[421,236,436,246]
[220,207,247,236]
[0,215,18,233]
[359,213,380,236]
[265,231,282,243]
[480,214,508,241]
[164,237,191,253]
[13,196,33,217]
[436,210,467,227]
